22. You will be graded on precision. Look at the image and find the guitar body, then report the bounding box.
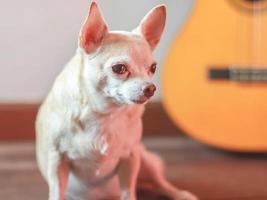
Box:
[162,0,267,151]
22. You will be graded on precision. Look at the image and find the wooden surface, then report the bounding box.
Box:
[0,137,267,200]
[0,104,37,140]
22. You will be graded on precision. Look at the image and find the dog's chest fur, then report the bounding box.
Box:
[61,105,144,182]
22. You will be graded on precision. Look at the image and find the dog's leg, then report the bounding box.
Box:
[59,161,69,200]
[138,145,198,200]
[47,150,69,200]
[118,148,141,200]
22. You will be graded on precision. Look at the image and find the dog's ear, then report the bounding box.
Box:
[134,5,166,51]
[79,2,108,54]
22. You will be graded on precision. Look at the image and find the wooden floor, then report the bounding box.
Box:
[1,137,267,200]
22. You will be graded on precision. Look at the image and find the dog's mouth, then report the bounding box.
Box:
[132,97,149,104]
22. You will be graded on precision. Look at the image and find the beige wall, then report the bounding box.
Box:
[0,0,193,103]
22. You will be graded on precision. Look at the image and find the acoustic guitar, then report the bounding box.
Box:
[162,0,267,152]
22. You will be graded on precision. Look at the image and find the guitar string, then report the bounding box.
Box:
[237,1,264,79]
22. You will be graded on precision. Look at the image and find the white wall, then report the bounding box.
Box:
[0,0,194,103]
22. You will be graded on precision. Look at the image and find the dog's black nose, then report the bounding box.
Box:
[144,84,156,98]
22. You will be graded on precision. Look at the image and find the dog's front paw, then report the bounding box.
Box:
[120,190,136,200]
[174,190,198,200]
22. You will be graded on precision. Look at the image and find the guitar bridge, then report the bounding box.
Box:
[209,67,267,82]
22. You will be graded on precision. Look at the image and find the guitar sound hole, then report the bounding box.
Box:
[243,0,265,2]
[229,0,267,12]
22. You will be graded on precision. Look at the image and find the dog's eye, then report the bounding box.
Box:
[112,64,127,74]
[150,63,157,74]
